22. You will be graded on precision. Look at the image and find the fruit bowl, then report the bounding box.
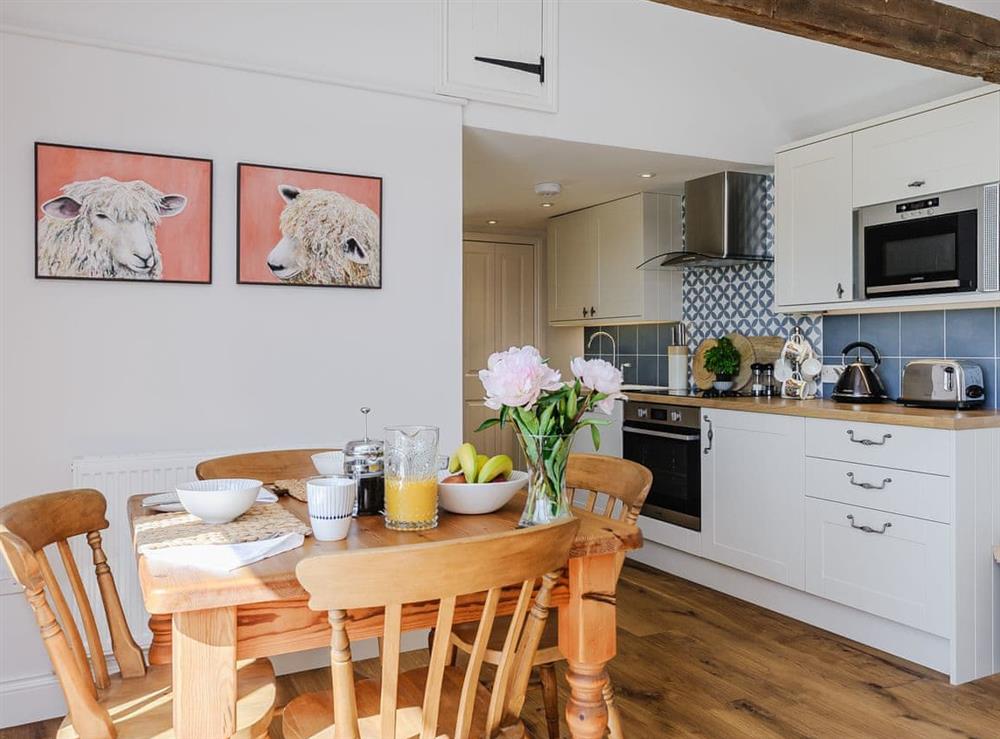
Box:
[437,470,528,515]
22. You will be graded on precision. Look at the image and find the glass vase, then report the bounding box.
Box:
[516,432,575,527]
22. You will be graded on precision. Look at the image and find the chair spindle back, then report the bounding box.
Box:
[295,518,580,739]
[0,489,146,739]
[568,453,653,525]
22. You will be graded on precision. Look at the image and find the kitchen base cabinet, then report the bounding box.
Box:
[804,497,951,638]
[701,410,805,588]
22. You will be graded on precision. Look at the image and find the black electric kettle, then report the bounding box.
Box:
[831,341,887,403]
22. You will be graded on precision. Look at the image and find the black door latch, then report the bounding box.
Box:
[473,55,544,83]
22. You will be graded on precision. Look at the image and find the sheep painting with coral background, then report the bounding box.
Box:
[35,143,212,284]
[237,162,382,288]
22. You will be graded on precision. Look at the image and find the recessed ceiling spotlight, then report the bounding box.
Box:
[540,202,553,208]
[639,172,656,179]
[486,219,498,225]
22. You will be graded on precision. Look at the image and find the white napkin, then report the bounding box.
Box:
[142,532,304,572]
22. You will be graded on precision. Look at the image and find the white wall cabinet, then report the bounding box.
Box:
[700,409,806,588]
[774,88,1000,313]
[774,134,854,309]
[853,92,1000,208]
[547,193,682,326]
[438,0,557,111]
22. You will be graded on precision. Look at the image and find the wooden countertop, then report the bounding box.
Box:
[624,392,1000,430]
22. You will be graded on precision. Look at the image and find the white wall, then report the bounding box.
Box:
[0,32,462,726]
[2,1,986,165]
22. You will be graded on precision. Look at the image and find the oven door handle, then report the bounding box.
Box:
[623,425,700,442]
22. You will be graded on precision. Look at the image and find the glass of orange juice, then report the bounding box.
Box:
[383,425,440,530]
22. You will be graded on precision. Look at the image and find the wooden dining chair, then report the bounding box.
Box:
[448,454,653,739]
[196,448,335,484]
[282,518,580,739]
[0,489,276,738]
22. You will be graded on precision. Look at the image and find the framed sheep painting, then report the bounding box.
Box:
[237,162,382,289]
[35,142,212,284]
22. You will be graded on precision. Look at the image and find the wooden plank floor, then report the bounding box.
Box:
[5,561,1000,737]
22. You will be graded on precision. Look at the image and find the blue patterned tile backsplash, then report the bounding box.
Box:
[822,308,1000,408]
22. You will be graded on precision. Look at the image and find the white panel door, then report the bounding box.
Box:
[441,0,553,110]
[701,409,806,588]
[775,134,854,307]
[805,497,951,637]
[548,211,598,322]
[853,92,1000,208]
[595,195,643,320]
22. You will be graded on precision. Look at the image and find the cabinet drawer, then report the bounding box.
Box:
[853,92,1000,208]
[805,458,950,523]
[805,498,951,637]
[805,419,951,475]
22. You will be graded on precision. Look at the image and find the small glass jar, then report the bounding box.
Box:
[383,425,440,531]
[750,363,766,397]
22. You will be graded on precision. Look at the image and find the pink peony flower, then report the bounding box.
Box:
[570,357,627,414]
[479,346,563,410]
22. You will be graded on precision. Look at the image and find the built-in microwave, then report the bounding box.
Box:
[858,183,999,299]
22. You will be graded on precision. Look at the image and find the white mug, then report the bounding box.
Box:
[306,475,357,541]
[800,356,823,379]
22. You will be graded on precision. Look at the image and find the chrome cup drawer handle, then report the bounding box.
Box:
[846,514,891,535]
[846,430,892,446]
[846,472,892,490]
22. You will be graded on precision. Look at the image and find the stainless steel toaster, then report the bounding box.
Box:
[899,359,986,409]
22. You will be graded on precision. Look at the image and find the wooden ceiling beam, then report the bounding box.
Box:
[647,0,1000,83]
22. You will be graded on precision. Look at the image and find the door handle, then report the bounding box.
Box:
[589,306,596,316]
[836,282,844,299]
[907,179,926,188]
[582,306,588,317]
[703,415,713,455]
[847,472,892,490]
[473,55,545,83]
[846,514,891,535]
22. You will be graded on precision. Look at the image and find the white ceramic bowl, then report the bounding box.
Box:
[312,451,345,475]
[175,478,262,524]
[437,470,528,515]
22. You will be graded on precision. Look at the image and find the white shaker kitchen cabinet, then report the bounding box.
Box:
[547,193,682,326]
[774,134,854,309]
[437,0,557,111]
[701,409,806,588]
[547,208,599,322]
[853,92,1000,209]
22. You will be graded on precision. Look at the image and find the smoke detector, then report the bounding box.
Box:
[534,182,562,198]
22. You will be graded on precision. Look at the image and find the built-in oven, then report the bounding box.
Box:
[858,183,999,298]
[622,401,701,531]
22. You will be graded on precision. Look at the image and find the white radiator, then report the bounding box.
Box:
[70,450,233,648]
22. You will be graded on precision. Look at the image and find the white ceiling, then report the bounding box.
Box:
[463,128,767,231]
[937,0,1000,18]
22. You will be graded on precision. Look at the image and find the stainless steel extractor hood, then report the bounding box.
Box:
[638,171,772,270]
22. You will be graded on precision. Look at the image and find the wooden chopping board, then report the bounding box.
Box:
[692,338,718,390]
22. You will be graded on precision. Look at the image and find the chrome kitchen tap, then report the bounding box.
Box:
[586,330,630,373]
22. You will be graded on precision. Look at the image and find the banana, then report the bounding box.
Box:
[475,454,489,478]
[447,452,461,473]
[457,442,478,483]
[477,454,513,484]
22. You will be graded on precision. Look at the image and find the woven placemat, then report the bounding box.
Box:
[273,478,308,502]
[135,503,311,553]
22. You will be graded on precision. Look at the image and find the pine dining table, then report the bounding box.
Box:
[128,491,643,738]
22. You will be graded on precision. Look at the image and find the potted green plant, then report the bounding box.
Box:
[703,336,742,391]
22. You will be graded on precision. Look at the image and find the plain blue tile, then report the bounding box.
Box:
[875,357,901,401]
[859,313,900,358]
[945,308,996,358]
[618,325,638,355]
[822,382,836,399]
[637,356,658,385]
[900,311,944,356]
[638,324,659,355]
[822,314,859,359]
[657,356,669,386]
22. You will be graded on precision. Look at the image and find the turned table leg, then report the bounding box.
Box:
[147,613,172,664]
[559,552,618,739]
[172,606,238,738]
